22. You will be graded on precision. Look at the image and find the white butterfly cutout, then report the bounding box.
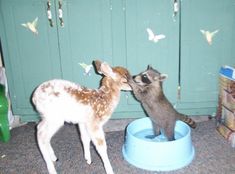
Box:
[21,17,39,34]
[146,28,166,43]
[79,62,93,76]
[200,29,219,45]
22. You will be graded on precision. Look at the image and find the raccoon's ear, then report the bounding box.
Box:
[147,65,153,70]
[159,74,168,81]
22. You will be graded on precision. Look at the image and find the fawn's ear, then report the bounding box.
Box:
[100,62,116,79]
[94,60,116,79]
[93,60,102,74]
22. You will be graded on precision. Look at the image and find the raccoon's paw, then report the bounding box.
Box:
[145,135,156,139]
[127,74,135,84]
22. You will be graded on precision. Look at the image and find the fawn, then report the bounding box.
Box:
[32,60,131,174]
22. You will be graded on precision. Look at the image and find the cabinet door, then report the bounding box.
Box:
[59,0,180,118]
[180,0,235,115]
[121,0,180,117]
[58,0,127,118]
[58,0,112,89]
[0,0,62,121]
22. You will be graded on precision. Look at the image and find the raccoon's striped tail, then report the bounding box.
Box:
[178,114,196,129]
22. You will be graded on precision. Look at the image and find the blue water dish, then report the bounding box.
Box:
[122,117,195,171]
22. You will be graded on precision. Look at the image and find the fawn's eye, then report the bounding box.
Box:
[122,78,128,83]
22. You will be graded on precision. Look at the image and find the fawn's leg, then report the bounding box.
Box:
[78,123,91,164]
[87,124,114,174]
[37,119,63,174]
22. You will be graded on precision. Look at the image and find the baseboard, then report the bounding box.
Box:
[104,116,212,132]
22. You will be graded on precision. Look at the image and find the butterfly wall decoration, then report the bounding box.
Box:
[21,17,39,35]
[79,62,93,76]
[146,28,166,43]
[200,29,219,45]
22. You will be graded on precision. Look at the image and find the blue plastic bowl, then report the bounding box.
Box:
[122,117,195,171]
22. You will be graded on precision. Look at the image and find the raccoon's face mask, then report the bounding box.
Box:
[133,65,168,86]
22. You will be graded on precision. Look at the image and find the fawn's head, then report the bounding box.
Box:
[94,60,132,91]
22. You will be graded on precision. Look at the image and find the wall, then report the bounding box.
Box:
[0,51,2,67]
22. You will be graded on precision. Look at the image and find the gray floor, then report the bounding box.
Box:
[0,119,235,174]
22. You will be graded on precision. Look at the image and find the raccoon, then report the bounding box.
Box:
[127,65,196,141]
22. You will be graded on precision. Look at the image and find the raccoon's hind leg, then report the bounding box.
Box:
[145,121,160,139]
[153,122,161,136]
[165,122,176,141]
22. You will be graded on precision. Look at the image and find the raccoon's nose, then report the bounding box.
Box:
[132,75,136,79]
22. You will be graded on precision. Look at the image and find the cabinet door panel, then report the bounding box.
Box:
[180,0,235,115]
[59,0,180,118]
[58,0,112,89]
[59,0,131,118]
[123,0,180,114]
[0,0,62,120]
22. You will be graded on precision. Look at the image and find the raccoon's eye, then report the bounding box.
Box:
[141,74,151,84]
[142,74,148,79]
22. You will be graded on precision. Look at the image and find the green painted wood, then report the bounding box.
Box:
[108,0,131,116]
[0,0,62,121]
[58,0,131,118]
[58,0,112,88]
[180,0,235,115]
[122,0,180,116]
[1,0,235,121]
[58,0,180,118]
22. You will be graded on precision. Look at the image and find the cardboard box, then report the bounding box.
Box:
[222,106,235,131]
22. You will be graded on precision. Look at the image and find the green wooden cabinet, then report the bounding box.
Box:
[179,0,235,115]
[0,0,235,122]
[114,0,180,117]
[125,0,180,101]
[58,0,112,87]
[0,0,62,121]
